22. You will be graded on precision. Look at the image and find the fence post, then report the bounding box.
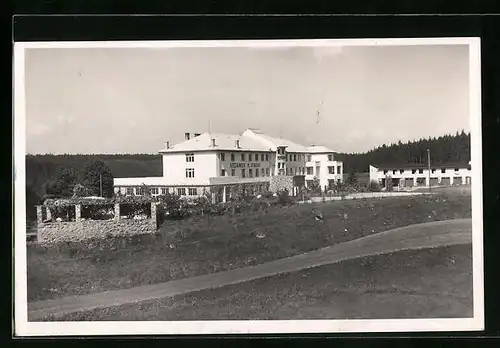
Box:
[75,204,81,222]
[36,205,43,224]
[114,203,120,221]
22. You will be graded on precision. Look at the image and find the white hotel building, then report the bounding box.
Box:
[114,129,343,197]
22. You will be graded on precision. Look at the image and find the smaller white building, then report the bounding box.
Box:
[369,161,472,189]
[305,145,343,190]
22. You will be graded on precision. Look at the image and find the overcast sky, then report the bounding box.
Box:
[24,43,470,155]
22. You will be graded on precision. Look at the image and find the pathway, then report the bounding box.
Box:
[28,218,472,321]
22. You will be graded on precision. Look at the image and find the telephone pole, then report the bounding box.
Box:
[99,174,103,197]
[427,149,431,192]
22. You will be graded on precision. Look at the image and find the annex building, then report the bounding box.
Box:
[114,129,344,199]
[369,161,472,189]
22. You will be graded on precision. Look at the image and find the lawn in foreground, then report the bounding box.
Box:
[57,244,472,321]
[27,193,471,302]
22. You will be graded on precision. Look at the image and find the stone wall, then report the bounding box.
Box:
[36,202,159,244]
[270,176,295,195]
[37,219,156,244]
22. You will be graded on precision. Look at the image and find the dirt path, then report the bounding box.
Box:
[28,218,472,321]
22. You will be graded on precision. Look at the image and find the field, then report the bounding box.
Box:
[48,244,473,320]
[27,191,471,303]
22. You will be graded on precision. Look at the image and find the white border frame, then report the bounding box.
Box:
[14,37,484,336]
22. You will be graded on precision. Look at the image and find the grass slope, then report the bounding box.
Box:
[49,244,473,321]
[27,193,471,302]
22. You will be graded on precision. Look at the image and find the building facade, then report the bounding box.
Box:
[114,129,343,197]
[369,161,472,189]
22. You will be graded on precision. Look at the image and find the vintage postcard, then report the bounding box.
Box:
[14,38,484,336]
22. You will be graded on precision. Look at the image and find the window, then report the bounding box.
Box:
[400,169,404,174]
[328,166,335,174]
[441,168,446,173]
[185,153,194,162]
[418,169,424,174]
[150,188,159,195]
[266,168,270,176]
[126,187,134,196]
[231,153,235,161]
[241,169,246,178]
[261,154,265,161]
[454,168,460,172]
[255,153,259,161]
[231,169,235,176]
[188,188,197,196]
[328,154,334,161]
[383,170,388,175]
[241,153,245,161]
[261,168,265,176]
[337,166,341,174]
[307,167,313,175]
[412,169,417,174]
[161,188,168,195]
[220,152,225,161]
[255,169,259,177]
[249,169,253,177]
[307,155,312,162]
[265,154,269,161]
[467,165,471,171]
[177,188,186,196]
[186,168,195,178]
[221,169,226,176]
[431,168,436,174]
[294,154,297,161]
[135,187,143,196]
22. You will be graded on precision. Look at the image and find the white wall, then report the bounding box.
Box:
[162,151,218,186]
[305,153,343,189]
[217,151,275,179]
[369,166,472,186]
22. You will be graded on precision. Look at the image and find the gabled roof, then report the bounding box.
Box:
[306,145,335,154]
[243,129,310,153]
[159,129,336,154]
[371,161,471,171]
[159,132,270,153]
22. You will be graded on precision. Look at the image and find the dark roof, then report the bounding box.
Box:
[371,162,470,171]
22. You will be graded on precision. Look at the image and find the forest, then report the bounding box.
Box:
[24,131,470,221]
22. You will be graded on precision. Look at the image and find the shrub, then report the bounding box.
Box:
[386,177,394,192]
[368,181,382,192]
[277,189,293,206]
[72,183,94,198]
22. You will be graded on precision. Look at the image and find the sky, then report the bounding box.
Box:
[24,43,471,154]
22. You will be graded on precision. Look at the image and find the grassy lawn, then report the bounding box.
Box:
[27,192,471,302]
[49,244,473,321]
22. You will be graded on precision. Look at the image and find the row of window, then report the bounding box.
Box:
[186,152,337,164]
[237,168,270,178]
[126,187,199,196]
[221,152,271,162]
[383,167,471,175]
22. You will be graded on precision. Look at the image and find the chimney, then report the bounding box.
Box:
[165,141,170,149]
[211,138,216,147]
[194,133,201,138]
[235,139,240,148]
[185,132,190,141]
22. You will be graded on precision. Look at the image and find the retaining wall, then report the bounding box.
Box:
[37,219,156,244]
[35,202,159,244]
[270,176,295,195]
